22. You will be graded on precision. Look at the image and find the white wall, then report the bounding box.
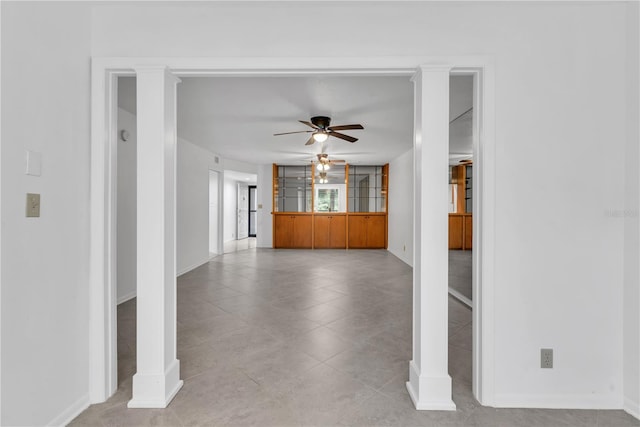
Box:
[256,164,273,248]
[116,108,137,304]
[388,149,414,267]
[1,3,92,425]
[1,1,638,424]
[89,1,631,409]
[223,176,238,242]
[176,138,222,275]
[209,170,220,254]
[623,1,640,418]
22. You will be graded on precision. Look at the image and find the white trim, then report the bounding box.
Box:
[46,394,90,427]
[625,397,640,420]
[494,393,622,410]
[127,360,183,408]
[90,55,496,408]
[448,287,472,308]
[177,257,210,276]
[127,380,184,409]
[406,361,457,410]
[117,290,136,305]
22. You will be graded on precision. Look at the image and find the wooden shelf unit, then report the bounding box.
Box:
[449,163,472,250]
[273,163,389,249]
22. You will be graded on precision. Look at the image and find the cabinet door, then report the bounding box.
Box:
[274,215,292,248]
[448,215,463,249]
[314,216,331,248]
[291,215,313,248]
[348,216,368,248]
[464,215,472,250]
[367,215,386,249]
[328,215,347,249]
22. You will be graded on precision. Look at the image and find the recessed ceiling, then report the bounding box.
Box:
[118,75,472,166]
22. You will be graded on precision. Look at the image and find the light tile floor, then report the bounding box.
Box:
[449,250,472,302]
[71,248,639,427]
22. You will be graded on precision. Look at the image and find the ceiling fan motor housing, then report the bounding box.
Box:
[311,116,331,129]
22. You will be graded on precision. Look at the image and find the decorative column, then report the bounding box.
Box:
[128,66,183,408]
[406,65,456,411]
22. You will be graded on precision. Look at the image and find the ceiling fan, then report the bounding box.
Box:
[315,154,345,183]
[315,153,345,170]
[274,116,364,145]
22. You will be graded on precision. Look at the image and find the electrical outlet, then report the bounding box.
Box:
[541,348,553,369]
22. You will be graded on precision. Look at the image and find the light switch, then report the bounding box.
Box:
[26,193,40,217]
[257,204,263,209]
[25,151,42,176]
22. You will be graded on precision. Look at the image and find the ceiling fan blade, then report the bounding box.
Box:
[305,135,316,146]
[273,130,314,136]
[327,124,364,131]
[329,131,358,143]
[299,120,320,130]
[329,159,346,164]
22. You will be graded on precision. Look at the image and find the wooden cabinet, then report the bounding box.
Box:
[448,213,472,250]
[272,163,389,250]
[464,215,472,249]
[274,214,312,248]
[314,215,346,249]
[448,215,464,249]
[348,214,386,249]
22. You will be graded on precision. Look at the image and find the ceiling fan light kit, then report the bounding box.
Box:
[274,115,364,146]
[313,132,328,143]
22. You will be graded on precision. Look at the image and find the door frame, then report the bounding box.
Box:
[248,185,257,237]
[89,56,496,406]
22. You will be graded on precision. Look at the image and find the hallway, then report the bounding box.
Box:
[71,249,637,426]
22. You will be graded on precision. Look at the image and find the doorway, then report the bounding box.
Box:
[248,185,257,237]
[237,182,249,240]
[90,59,494,408]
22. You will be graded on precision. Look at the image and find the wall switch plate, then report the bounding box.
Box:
[258,204,263,209]
[26,193,41,217]
[541,348,553,369]
[25,150,42,176]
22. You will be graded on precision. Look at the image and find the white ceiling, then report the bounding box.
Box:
[224,169,257,184]
[118,75,472,166]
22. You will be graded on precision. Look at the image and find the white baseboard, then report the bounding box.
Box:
[177,257,210,276]
[117,290,136,305]
[494,393,621,409]
[448,287,472,308]
[46,394,89,427]
[406,360,456,411]
[387,248,413,267]
[624,396,640,420]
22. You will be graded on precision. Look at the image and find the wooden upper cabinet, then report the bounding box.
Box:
[314,215,346,249]
[348,214,386,249]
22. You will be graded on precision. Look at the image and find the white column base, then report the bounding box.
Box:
[128,360,183,408]
[406,361,456,411]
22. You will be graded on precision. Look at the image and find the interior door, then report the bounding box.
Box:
[237,183,249,240]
